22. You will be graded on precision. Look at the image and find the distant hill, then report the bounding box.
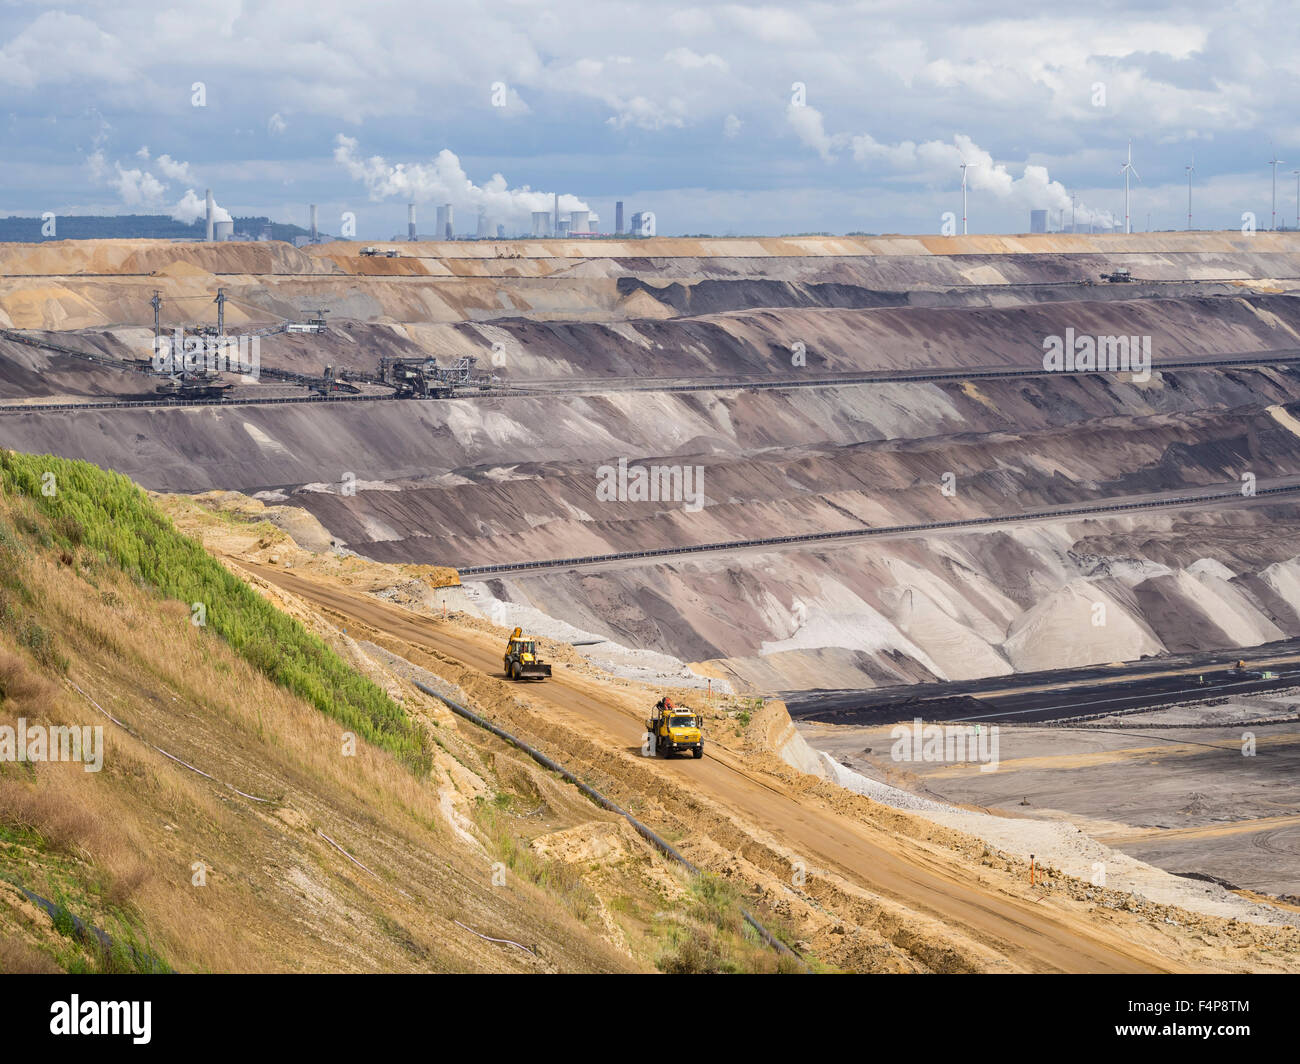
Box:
[0,215,313,242]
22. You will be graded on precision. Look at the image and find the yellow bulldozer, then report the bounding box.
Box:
[503,627,551,681]
[646,696,704,759]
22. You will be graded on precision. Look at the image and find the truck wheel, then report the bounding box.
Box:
[692,746,703,759]
[509,661,521,680]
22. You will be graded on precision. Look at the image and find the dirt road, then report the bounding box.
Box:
[242,559,1177,973]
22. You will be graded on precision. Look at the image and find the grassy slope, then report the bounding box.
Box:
[0,453,637,971]
[0,453,785,973]
[0,451,430,774]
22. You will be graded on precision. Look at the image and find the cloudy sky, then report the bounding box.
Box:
[2,0,1298,237]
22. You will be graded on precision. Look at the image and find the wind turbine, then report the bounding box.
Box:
[1120,140,1141,234]
[1293,168,1300,230]
[1185,153,1195,231]
[959,161,976,235]
[1269,145,1285,230]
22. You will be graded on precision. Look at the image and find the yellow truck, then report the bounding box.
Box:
[646,697,704,759]
[503,627,551,681]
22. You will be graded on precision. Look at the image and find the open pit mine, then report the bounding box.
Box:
[2,232,1299,975]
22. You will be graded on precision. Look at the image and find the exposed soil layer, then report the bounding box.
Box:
[4,235,1300,694]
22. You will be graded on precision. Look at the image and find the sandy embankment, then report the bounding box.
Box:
[164,487,1300,930]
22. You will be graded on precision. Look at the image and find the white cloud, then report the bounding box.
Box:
[606,95,687,131]
[786,104,843,163]
[723,5,816,45]
[668,9,714,35]
[664,47,728,72]
[0,11,130,89]
[268,112,287,135]
[155,154,193,182]
[111,164,166,207]
[86,146,207,215]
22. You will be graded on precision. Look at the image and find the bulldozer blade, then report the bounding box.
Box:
[518,664,551,680]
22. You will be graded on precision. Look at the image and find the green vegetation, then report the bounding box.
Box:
[0,519,67,675]
[473,797,598,922]
[729,695,763,729]
[0,452,431,774]
[654,873,803,974]
[0,826,170,974]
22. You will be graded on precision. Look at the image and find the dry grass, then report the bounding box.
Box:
[0,645,56,704]
[0,478,642,972]
[0,771,114,858]
[0,932,62,973]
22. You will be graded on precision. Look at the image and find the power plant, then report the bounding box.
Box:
[190,185,633,244]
